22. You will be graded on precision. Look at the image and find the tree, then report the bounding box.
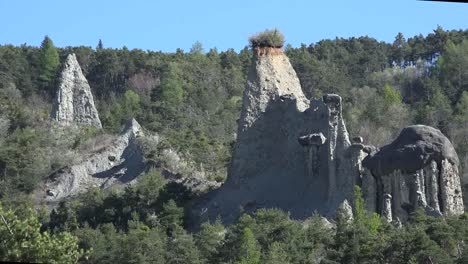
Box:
[38,35,60,91]
[195,219,225,263]
[97,39,104,51]
[166,226,201,264]
[236,227,261,264]
[122,89,141,119]
[352,185,381,235]
[158,62,184,109]
[0,203,83,263]
[190,41,204,54]
[382,83,402,106]
[264,242,290,264]
[439,40,468,101]
[392,32,410,67]
[159,199,183,234]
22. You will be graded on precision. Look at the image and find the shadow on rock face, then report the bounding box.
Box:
[189,94,361,228]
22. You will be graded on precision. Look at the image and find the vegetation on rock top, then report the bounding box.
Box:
[248,28,285,48]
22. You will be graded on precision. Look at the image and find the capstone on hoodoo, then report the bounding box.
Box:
[51,53,102,128]
[191,39,464,226]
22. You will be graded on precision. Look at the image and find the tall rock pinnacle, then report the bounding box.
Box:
[51,53,102,128]
[238,47,309,130]
[191,45,359,225]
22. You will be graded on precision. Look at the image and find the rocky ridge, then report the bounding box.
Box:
[41,118,145,203]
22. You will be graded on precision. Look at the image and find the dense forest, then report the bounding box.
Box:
[1,27,468,263]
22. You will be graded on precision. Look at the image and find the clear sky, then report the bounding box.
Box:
[1,0,467,52]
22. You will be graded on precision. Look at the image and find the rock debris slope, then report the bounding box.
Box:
[51,53,102,128]
[41,119,145,204]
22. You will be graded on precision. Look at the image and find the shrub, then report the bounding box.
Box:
[248,29,285,48]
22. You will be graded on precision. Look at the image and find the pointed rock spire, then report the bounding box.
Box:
[51,53,102,128]
[239,47,309,131]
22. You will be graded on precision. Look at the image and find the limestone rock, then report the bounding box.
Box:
[40,119,144,204]
[362,125,464,221]
[51,53,102,128]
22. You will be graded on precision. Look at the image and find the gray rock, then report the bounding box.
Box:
[352,136,363,144]
[40,119,145,204]
[190,49,361,226]
[336,199,354,223]
[51,53,102,128]
[298,133,327,146]
[362,125,464,221]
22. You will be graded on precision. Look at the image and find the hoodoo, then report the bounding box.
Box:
[361,125,464,221]
[191,30,364,225]
[51,53,102,128]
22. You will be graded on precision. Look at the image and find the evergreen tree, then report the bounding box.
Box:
[0,203,83,263]
[38,35,60,92]
[236,227,261,264]
[97,39,104,51]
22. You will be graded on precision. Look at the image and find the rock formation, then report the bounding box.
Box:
[191,47,363,225]
[190,45,464,227]
[336,199,354,224]
[40,117,220,205]
[361,125,464,221]
[51,53,102,128]
[41,119,145,204]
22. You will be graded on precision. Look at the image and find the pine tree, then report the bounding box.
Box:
[236,227,261,264]
[96,39,104,51]
[38,35,60,92]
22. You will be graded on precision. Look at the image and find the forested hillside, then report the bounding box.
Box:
[2,27,468,263]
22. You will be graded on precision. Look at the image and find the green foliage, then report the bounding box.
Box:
[102,90,141,131]
[352,186,382,235]
[38,35,60,90]
[195,219,225,263]
[439,40,468,101]
[382,83,402,106]
[264,242,290,264]
[249,28,285,48]
[159,62,185,108]
[236,227,261,264]
[0,203,83,263]
[159,199,184,234]
[166,226,201,264]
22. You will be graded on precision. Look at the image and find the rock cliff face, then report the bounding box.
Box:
[41,119,145,204]
[362,125,464,221]
[191,48,362,225]
[51,53,102,128]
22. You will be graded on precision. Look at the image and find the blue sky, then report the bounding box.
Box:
[1,0,467,52]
